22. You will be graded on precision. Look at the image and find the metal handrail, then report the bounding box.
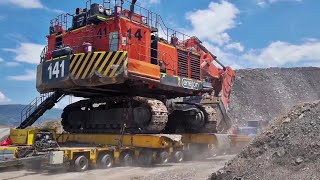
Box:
[49,0,193,47]
[40,46,48,63]
[20,93,53,123]
[120,0,192,44]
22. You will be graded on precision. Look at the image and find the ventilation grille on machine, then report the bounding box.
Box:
[178,50,201,80]
[178,50,188,78]
[190,53,201,80]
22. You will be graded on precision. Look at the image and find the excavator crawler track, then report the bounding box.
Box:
[164,101,225,134]
[61,96,168,134]
[198,105,218,133]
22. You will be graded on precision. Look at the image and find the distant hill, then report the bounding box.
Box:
[0,104,62,127]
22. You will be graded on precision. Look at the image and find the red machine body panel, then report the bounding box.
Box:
[32,0,237,134]
[37,0,235,108]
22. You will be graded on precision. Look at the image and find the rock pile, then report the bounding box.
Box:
[229,67,320,126]
[211,100,320,180]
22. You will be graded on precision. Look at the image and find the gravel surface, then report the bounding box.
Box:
[211,101,320,180]
[0,155,234,180]
[229,67,320,126]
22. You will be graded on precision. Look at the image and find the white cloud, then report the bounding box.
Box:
[301,62,320,68]
[5,62,21,67]
[205,39,320,69]
[0,91,10,104]
[203,41,243,69]
[181,1,243,68]
[7,69,36,81]
[257,0,302,7]
[0,0,63,13]
[177,1,320,69]
[179,1,320,69]
[257,0,267,7]
[225,42,244,52]
[148,0,160,4]
[43,7,65,14]
[0,57,21,67]
[138,0,160,6]
[0,0,44,9]
[3,42,44,64]
[185,1,240,45]
[242,40,320,67]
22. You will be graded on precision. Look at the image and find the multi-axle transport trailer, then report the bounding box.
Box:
[0,129,251,171]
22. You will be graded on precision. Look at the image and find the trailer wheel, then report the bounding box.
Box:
[158,151,169,164]
[120,152,133,166]
[74,155,89,172]
[173,151,184,163]
[97,153,113,168]
[138,150,153,166]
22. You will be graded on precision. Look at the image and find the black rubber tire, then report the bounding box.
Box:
[97,154,113,168]
[138,150,153,166]
[120,152,133,166]
[173,151,184,163]
[158,151,169,164]
[74,155,89,172]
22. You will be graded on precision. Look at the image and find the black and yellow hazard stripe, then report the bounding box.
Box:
[69,51,128,79]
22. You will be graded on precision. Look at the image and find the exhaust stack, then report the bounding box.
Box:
[130,0,137,15]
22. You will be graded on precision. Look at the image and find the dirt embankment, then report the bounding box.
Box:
[229,67,320,126]
[211,101,320,180]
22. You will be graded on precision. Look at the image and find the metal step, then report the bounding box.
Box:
[17,92,64,129]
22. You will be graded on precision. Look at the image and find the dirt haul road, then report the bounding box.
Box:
[0,155,234,180]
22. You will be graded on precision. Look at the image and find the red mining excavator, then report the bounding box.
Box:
[19,0,235,134]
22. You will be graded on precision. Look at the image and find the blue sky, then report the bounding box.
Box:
[0,0,319,106]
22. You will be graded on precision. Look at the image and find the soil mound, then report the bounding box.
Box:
[211,101,320,180]
[229,67,320,126]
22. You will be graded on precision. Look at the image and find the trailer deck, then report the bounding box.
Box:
[0,128,252,171]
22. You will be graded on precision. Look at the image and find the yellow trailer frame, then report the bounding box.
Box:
[0,129,185,170]
[57,133,182,149]
[0,129,252,171]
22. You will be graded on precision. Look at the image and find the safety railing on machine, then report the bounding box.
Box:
[50,0,113,32]
[20,93,54,124]
[19,92,65,129]
[40,46,48,63]
[120,0,193,48]
[48,0,195,52]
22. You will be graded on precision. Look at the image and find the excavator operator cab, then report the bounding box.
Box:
[49,2,116,34]
[71,3,114,31]
[71,8,88,30]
